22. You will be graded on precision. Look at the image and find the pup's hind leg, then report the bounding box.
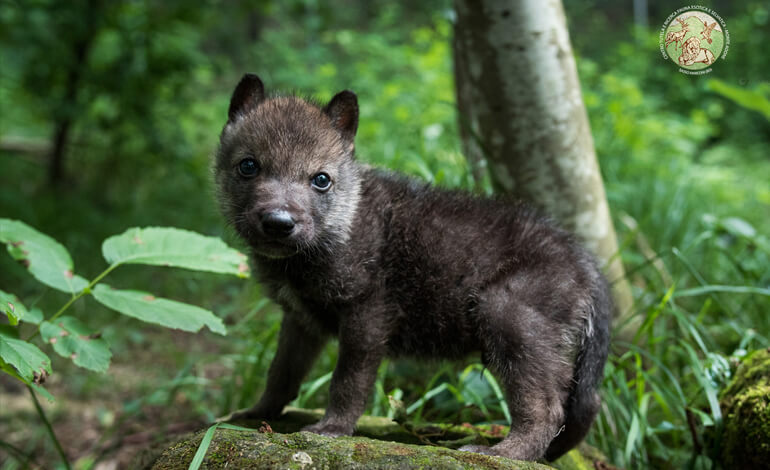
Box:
[460,284,574,460]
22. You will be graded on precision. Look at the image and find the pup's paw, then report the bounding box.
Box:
[301,421,352,438]
[458,444,494,455]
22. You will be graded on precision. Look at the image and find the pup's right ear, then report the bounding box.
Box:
[228,74,265,123]
[324,90,358,142]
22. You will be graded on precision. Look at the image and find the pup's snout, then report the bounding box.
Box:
[260,210,296,238]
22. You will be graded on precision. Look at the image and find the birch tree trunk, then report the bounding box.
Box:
[453,0,634,322]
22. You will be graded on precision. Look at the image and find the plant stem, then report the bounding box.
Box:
[0,440,38,469]
[27,385,71,470]
[25,263,121,341]
[88,262,120,287]
[19,264,122,466]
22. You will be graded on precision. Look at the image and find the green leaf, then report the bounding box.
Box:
[707,79,770,122]
[0,290,43,325]
[0,328,52,384]
[673,285,770,298]
[217,423,257,432]
[0,355,55,399]
[29,382,56,402]
[0,218,89,294]
[188,424,219,470]
[102,227,250,278]
[720,217,757,239]
[187,423,257,470]
[24,307,44,325]
[91,284,226,335]
[1,289,26,325]
[40,316,111,372]
[0,357,54,401]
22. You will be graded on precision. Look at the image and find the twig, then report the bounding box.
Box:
[685,407,702,455]
[27,385,71,470]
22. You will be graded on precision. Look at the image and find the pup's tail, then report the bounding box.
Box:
[545,277,612,461]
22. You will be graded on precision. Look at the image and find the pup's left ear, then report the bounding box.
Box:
[228,74,265,124]
[324,90,358,141]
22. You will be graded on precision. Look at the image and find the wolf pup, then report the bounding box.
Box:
[214,74,611,461]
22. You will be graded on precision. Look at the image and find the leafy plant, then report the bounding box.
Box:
[0,218,249,468]
[592,212,770,469]
[707,79,770,122]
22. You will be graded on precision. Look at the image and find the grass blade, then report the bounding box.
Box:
[188,424,219,470]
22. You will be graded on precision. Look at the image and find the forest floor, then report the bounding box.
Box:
[0,329,225,470]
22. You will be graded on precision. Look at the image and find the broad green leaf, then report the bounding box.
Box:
[0,290,43,325]
[24,307,44,325]
[0,356,25,381]
[92,284,226,335]
[0,356,56,401]
[0,218,89,294]
[1,356,56,401]
[102,227,250,278]
[0,328,52,384]
[1,289,27,325]
[40,316,111,372]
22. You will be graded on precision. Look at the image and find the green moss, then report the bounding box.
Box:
[550,444,615,470]
[205,439,240,465]
[144,407,610,469]
[149,428,554,469]
[716,348,770,469]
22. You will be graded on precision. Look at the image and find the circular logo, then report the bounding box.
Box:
[660,7,729,75]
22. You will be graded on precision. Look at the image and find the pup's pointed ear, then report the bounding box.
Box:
[228,74,265,123]
[324,90,358,141]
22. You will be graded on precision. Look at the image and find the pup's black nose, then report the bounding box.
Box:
[260,210,296,238]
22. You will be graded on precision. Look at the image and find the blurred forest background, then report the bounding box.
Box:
[1,0,769,469]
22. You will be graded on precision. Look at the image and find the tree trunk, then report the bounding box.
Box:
[634,0,649,31]
[453,0,633,322]
[48,0,100,185]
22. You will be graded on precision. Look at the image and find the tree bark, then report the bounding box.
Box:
[453,0,633,322]
[48,0,101,185]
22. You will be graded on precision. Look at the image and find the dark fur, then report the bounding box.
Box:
[214,74,611,461]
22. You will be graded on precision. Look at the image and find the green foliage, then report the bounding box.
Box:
[0,219,245,411]
[0,326,52,385]
[0,0,211,177]
[0,218,89,294]
[592,213,770,468]
[102,227,251,278]
[0,219,247,467]
[40,316,111,372]
[91,284,226,335]
[1,289,41,326]
[707,80,770,122]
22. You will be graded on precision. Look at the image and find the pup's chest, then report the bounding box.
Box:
[272,283,340,334]
[264,265,366,335]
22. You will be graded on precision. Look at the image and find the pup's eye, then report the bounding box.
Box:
[238,158,259,177]
[311,172,332,191]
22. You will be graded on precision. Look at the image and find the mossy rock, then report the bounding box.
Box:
[142,408,611,469]
[715,347,770,469]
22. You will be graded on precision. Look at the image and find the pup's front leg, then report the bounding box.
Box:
[302,312,386,437]
[231,314,327,421]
